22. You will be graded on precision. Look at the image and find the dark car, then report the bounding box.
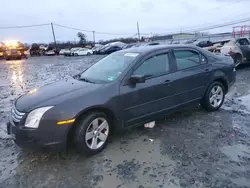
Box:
[122,44,134,49]
[98,45,122,54]
[195,40,213,48]
[7,45,236,156]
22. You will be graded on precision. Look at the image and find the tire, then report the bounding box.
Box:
[201,81,225,112]
[74,112,110,156]
[87,52,90,55]
[75,53,78,56]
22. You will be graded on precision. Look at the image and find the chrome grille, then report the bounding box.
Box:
[11,105,25,123]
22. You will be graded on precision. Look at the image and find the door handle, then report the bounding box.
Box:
[205,68,210,72]
[162,80,171,86]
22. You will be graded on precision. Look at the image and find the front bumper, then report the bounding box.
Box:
[6,115,69,151]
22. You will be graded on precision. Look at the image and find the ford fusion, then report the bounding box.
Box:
[7,45,236,156]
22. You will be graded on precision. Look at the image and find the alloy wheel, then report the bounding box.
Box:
[85,117,109,150]
[209,85,223,108]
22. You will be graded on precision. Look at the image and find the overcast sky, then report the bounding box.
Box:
[0,0,249,43]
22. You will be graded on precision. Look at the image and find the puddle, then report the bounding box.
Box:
[221,144,250,162]
[238,94,250,111]
[96,134,180,188]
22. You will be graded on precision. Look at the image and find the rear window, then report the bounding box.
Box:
[173,50,201,70]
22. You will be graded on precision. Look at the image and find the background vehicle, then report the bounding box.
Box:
[7,45,235,156]
[122,44,135,49]
[74,48,93,56]
[204,38,250,66]
[63,49,71,56]
[45,50,56,56]
[30,43,41,56]
[4,40,28,60]
[0,43,5,58]
[98,45,122,54]
[92,44,103,54]
[70,47,81,56]
[64,47,81,56]
[194,40,213,48]
[59,49,68,55]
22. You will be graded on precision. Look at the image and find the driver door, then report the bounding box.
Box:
[119,51,178,127]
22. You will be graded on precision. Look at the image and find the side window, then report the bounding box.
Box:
[133,54,169,77]
[237,38,250,45]
[173,50,201,70]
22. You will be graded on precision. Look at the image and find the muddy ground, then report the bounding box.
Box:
[0,56,250,188]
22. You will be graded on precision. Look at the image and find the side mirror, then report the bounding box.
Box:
[130,75,146,84]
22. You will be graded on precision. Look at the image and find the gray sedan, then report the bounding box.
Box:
[7,45,236,156]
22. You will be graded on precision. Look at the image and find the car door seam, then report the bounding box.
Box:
[124,85,204,111]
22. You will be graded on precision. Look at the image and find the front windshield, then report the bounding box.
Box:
[79,52,139,83]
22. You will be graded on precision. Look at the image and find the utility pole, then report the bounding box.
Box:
[137,21,141,42]
[92,31,95,44]
[51,23,57,51]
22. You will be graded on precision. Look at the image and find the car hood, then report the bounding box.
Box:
[16,78,103,112]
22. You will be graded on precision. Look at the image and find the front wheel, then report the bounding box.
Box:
[74,112,110,156]
[201,81,225,112]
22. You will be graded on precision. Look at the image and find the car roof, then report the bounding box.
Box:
[119,44,201,54]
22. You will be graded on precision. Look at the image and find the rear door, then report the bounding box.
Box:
[172,48,212,104]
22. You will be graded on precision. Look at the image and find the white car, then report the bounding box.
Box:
[45,50,56,56]
[70,47,82,56]
[74,48,93,56]
[59,49,67,55]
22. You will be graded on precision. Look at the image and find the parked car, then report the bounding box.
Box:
[63,49,71,56]
[204,38,250,66]
[92,44,104,54]
[193,40,213,48]
[7,45,235,155]
[29,43,41,56]
[59,49,68,55]
[70,47,82,56]
[98,45,122,54]
[0,43,5,58]
[122,44,135,49]
[64,47,81,56]
[45,50,56,56]
[3,40,28,60]
[74,48,93,56]
[5,49,23,60]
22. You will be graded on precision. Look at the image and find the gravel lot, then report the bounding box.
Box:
[0,56,250,188]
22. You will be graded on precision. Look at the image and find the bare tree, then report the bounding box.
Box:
[77,32,86,45]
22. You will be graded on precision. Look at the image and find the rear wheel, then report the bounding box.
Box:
[201,81,225,112]
[74,112,110,156]
[87,52,91,55]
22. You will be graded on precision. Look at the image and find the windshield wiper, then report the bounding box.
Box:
[78,77,95,83]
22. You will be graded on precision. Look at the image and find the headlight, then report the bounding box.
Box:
[25,106,53,128]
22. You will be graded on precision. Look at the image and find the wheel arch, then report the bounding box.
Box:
[66,106,118,146]
[233,53,243,62]
[213,77,228,93]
